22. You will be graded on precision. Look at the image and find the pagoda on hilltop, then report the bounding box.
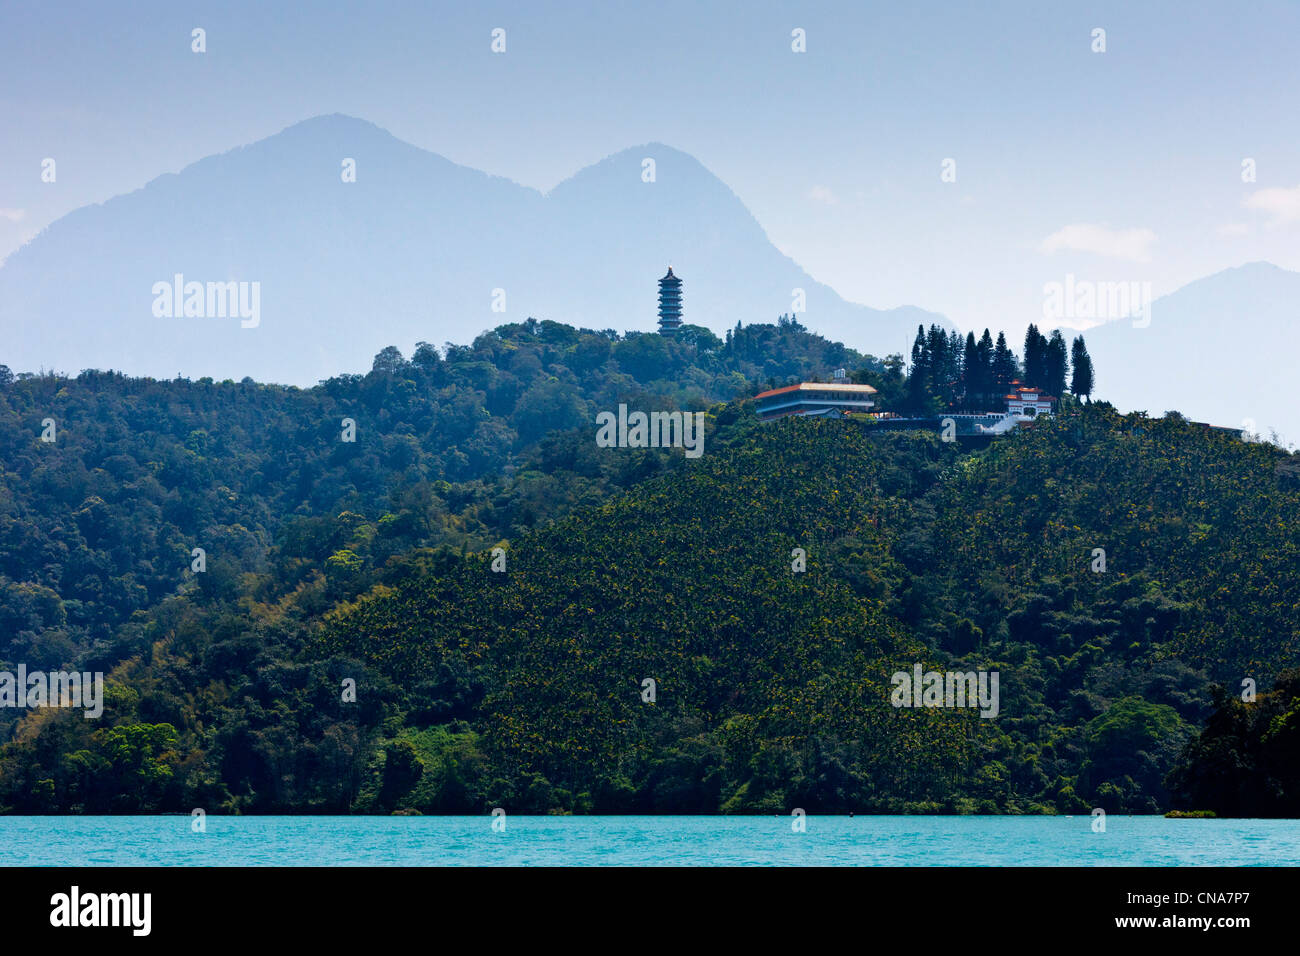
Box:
[657,267,683,334]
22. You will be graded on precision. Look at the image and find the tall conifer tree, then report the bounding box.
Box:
[907,325,929,412]
[962,332,979,410]
[975,329,994,409]
[1070,335,1095,401]
[1045,330,1069,400]
[1023,324,1047,388]
[993,332,1017,397]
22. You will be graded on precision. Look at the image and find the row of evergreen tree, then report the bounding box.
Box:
[903,323,1094,414]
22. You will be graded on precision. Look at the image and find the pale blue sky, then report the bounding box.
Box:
[3,0,1298,339]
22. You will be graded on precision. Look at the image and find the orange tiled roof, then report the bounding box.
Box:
[755,382,878,400]
[1006,389,1056,401]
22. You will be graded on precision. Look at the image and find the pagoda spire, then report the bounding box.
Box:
[657,266,682,334]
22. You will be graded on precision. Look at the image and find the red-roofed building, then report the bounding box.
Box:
[1005,386,1055,419]
[755,382,878,422]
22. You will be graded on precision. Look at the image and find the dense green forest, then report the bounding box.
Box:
[0,316,863,675]
[1,317,1296,815]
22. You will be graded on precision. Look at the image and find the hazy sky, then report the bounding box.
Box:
[3,0,1299,337]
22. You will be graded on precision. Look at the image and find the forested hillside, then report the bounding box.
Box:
[0,316,863,678]
[2,358,1296,814]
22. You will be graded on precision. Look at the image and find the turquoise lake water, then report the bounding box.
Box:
[2,815,1297,866]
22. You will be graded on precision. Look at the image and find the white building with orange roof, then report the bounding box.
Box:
[755,381,878,422]
[1004,385,1055,419]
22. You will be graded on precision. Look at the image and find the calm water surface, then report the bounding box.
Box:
[2,815,1298,866]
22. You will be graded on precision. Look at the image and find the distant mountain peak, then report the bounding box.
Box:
[0,114,944,385]
[228,113,405,153]
[1078,259,1299,445]
[547,140,729,196]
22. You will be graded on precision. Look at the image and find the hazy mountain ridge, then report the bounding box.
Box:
[1078,261,1299,445]
[0,115,941,385]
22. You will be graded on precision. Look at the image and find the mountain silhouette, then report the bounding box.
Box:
[1078,261,1299,446]
[0,114,943,385]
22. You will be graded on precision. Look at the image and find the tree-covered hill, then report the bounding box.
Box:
[925,405,1299,680]
[4,390,1296,815]
[0,316,867,676]
[306,408,1300,815]
[316,420,980,813]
